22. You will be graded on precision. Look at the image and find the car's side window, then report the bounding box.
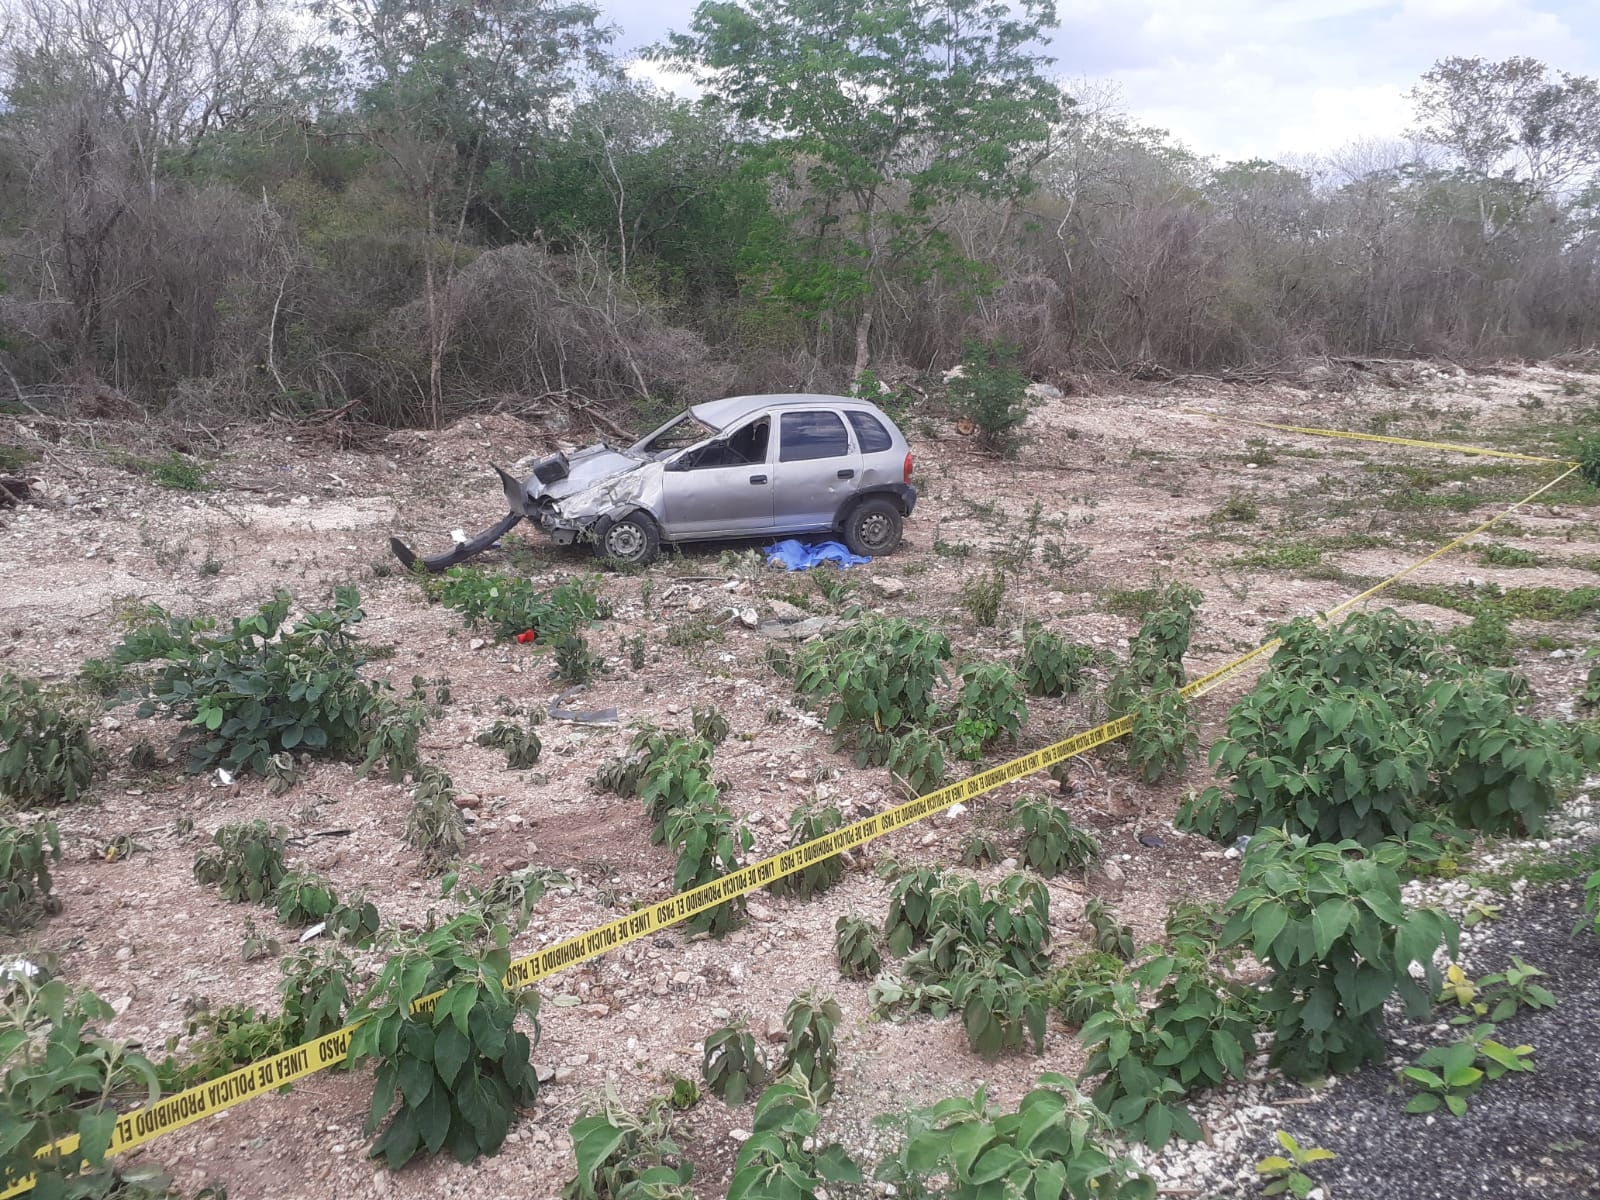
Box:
[846,411,892,453]
[779,411,850,462]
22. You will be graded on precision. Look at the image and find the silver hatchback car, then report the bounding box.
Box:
[391,394,918,570]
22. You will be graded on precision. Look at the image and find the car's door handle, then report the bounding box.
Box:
[837,469,855,479]
[750,474,767,484]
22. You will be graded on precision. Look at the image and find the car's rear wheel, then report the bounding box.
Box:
[595,511,661,566]
[842,496,903,556]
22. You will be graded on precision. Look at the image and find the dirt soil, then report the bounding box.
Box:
[3,360,1599,1199]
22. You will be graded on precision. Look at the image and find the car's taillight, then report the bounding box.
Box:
[903,452,914,482]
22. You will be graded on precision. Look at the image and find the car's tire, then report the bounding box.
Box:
[842,496,903,556]
[595,511,661,566]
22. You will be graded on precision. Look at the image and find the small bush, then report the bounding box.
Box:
[1124,688,1198,784]
[793,618,950,763]
[115,588,389,776]
[476,719,543,769]
[945,341,1032,455]
[728,1074,860,1198]
[774,993,841,1103]
[406,765,467,874]
[350,913,541,1169]
[691,704,731,745]
[834,916,882,979]
[702,1021,768,1105]
[950,662,1028,760]
[281,945,359,1042]
[0,674,101,808]
[665,797,750,937]
[1220,829,1456,1079]
[1013,795,1099,876]
[881,1074,1154,1199]
[0,816,60,932]
[433,569,610,641]
[275,871,339,927]
[886,727,947,795]
[564,1085,696,1199]
[949,955,1047,1059]
[193,821,289,904]
[1019,622,1094,697]
[958,567,1006,627]
[768,801,845,899]
[1,978,163,1197]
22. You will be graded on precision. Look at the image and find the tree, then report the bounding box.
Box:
[310,0,615,426]
[654,0,1062,379]
[1410,56,1600,199]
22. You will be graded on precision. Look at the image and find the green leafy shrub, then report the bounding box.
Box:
[159,1003,295,1091]
[1,977,163,1198]
[883,865,952,956]
[958,567,1006,627]
[1398,1023,1535,1117]
[1078,953,1262,1147]
[114,588,388,776]
[1019,623,1094,696]
[640,737,722,844]
[774,993,841,1102]
[1044,952,1127,1029]
[0,816,60,932]
[1257,1130,1336,1198]
[1179,610,1579,845]
[768,801,845,899]
[564,1084,696,1200]
[554,632,606,684]
[476,719,543,769]
[691,704,730,745]
[193,821,289,903]
[1013,794,1098,876]
[1219,829,1457,1079]
[1084,898,1135,960]
[960,830,1004,868]
[949,955,1047,1059]
[0,674,101,808]
[945,341,1032,455]
[1134,583,1203,673]
[328,895,383,947]
[728,1074,860,1200]
[898,874,1053,979]
[280,946,358,1042]
[274,871,339,927]
[406,765,467,874]
[886,727,946,795]
[881,1074,1155,1200]
[350,913,541,1169]
[1124,687,1198,783]
[357,696,429,782]
[1451,608,1512,666]
[701,1021,768,1105]
[665,797,750,937]
[462,867,569,934]
[793,618,950,765]
[834,916,882,979]
[433,569,610,641]
[950,662,1028,760]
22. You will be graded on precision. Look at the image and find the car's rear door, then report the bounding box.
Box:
[771,408,863,532]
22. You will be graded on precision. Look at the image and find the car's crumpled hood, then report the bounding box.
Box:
[533,445,645,501]
[503,444,663,524]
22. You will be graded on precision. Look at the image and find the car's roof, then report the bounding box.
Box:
[690,393,888,430]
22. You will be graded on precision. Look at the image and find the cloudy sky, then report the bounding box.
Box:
[607,0,1600,163]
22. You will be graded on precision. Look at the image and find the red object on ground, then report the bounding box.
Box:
[515,630,537,644]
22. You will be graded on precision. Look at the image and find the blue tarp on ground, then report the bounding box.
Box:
[765,539,872,570]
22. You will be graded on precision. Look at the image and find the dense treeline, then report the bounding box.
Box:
[2,0,1599,427]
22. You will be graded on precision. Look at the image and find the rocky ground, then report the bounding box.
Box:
[2,360,1598,1198]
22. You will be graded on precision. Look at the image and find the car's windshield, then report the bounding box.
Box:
[634,412,719,459]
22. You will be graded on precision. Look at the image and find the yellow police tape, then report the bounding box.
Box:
[1181,407,1578,466]
[3,457,1584,1196]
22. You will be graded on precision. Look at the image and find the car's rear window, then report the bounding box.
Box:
[846,410,893,453]
[780,411,849,462]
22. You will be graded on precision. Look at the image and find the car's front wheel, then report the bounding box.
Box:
[842,496,903,556]
[595,511,661,566]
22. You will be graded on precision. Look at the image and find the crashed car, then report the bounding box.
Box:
[391,394,918,569]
